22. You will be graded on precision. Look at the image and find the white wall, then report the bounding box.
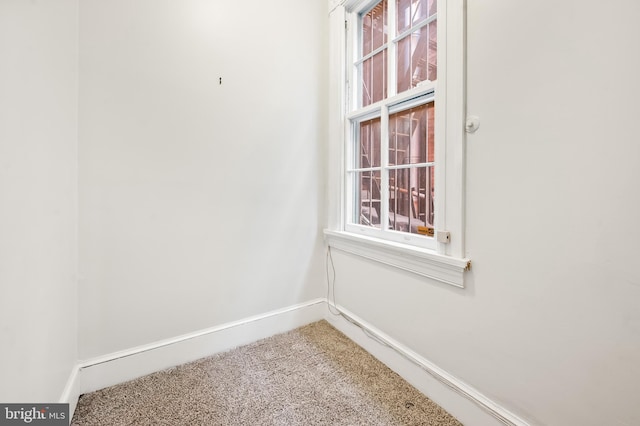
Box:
[4,1,637,424]
[0,0,78,402]
[329,0,640,425]
[78,0,328,359]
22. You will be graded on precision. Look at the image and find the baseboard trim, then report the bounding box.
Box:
[78,298,326,395]
[59,364,80,424]
[325,303,531,426]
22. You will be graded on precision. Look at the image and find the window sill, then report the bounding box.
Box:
[323,229,470,288]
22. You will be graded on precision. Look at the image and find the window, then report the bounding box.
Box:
[326,0,469,286]
[347,0,438,249]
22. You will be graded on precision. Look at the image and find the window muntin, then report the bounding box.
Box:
[347,0,437,248]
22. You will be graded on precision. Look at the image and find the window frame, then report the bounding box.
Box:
[325,0,470,287]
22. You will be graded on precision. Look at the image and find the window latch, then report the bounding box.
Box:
[437,231,451,244]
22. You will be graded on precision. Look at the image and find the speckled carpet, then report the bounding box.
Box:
[72,320,462,425]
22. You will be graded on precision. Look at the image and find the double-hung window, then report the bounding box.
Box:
[347,0,438,249]
[326,0,469,287]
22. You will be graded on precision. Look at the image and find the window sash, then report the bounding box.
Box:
[346,92,436,249]
[353,0,436,109]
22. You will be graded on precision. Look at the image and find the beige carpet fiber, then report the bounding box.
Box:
[72,320,462,425]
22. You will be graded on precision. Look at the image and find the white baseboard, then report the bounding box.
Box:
[59,364,80,424]
[78,299,326,395]
[324,303,531,426]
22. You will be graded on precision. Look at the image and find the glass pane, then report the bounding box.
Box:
[372,50,387,104]
[412,0,427,26]
[363,14,372,56]
[363,0,387,56]
[389,103,433,165]
[427,102,434,162]
[389,167,410,231]
[428,20,437,81]
[396,35,411,94]
[397,0,411,34]
[389,108,409,166]
[388,169,399,230]
[362,58,372,106]
[356,171,382,228]
[388,166,433,234]
[428,0,437,16]
[413,26,428,85]
[363,51,387,106]
[358,118,381,168]
[396,28,427,93]
[428,165,435,226]
[371,0,387,51]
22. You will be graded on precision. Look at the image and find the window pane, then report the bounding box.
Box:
[389,102,433,165]
[427,101,434,162]
[396,28,428,93]
[363,14,372,56]
[358,118,381,168]
[362,57,372,106]
[362,0,387,56]
[428,0,437,16]
[355,171,382,228]
[419,166,435,228]
[371,0,387,51]
[397,0,411,34]
[414,26,429,84]
[412,0,427,26]
[362,51,387,106]
[388,166,433,234]
[388,168,399,229]
[396,35,411,93]
[428,20,437,81]
[373,50,386,103]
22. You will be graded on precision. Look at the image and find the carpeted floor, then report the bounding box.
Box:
[72,320,462,425]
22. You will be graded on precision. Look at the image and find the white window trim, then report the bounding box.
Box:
[324,229,470,287]
[325,0,469,287]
